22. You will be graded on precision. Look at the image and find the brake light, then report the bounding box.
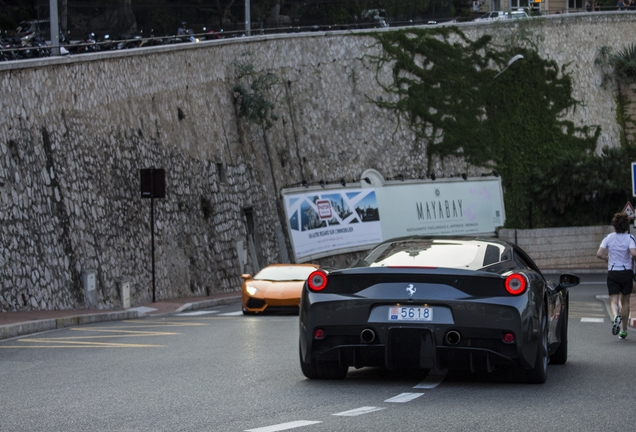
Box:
[505,274,527,295]
[308,270,327,291]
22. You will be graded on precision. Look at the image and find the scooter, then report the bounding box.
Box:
[202,27,222,40]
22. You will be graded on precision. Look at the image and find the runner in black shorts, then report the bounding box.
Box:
[597,213,636,339]
[607,270,634,296]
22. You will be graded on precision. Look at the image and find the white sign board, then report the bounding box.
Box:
[282,177,506,262]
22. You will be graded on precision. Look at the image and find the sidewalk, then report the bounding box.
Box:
[0,292,241,341]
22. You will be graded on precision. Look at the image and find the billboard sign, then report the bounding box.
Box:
[282,176,505,262]
[283,188,383,261]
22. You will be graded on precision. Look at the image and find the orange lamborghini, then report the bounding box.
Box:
[241,264,319,315]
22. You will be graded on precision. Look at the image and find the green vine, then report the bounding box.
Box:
[232,51,280,129]
[366,26,603,228]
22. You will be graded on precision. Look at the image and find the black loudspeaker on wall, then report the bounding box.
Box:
[140,168,166,199]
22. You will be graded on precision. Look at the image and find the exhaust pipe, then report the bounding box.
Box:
[360,328,376,344]
[445,330,461,345]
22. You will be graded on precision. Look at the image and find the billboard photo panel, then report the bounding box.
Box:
[282,177,505,262]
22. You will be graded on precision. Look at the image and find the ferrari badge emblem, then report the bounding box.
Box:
[406,284,416,297]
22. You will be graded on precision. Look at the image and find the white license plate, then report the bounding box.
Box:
[389,306,433,321]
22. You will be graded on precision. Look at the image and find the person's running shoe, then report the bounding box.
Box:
[619,331,628,340]
[612,315,622,335]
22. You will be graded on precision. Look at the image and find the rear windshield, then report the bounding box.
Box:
[254,265,317,281]
[361,239,508,270]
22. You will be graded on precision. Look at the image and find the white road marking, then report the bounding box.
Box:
[414,369,447,389]
[126,306,158,315]
[174,311,218,316]
[245,420,322,431]
[219,311,244,316]
[384,393,424,403]
[333,406,386,416]
[175,303,193,313]
[581,317,605,323]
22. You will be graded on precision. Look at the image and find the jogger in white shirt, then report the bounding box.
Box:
[597,213,636,339]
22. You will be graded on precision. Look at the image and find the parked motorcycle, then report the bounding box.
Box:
[29,35,51,58]
[202,27,222,40]
[74,32,99,54]
[177,22,199,43]
[96,34,115,51]
[114,34,143,50]
[140,34,165,47]
[0,37,19,61]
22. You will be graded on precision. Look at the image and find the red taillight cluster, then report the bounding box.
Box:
[505,274,527,295]
[308,270,327,291]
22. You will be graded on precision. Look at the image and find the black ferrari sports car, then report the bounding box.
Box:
[299,236,579,383]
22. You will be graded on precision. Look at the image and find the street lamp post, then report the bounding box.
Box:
[494,54,524,79]
[49,0,60,56]
[245,0,251,36]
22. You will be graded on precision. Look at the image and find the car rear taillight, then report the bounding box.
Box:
[505,274,527,295]
[308,270,327,291]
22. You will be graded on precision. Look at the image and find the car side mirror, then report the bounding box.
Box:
[556,273,580,292]
[241,274,252,280]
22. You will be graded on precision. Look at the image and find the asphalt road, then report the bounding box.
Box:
[1,272,635,432]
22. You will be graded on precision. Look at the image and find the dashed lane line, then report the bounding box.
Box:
[384,393,425,403]
[245,372,434,430]
[581,318,605,323]
[244,420,323,432]
[333,407,386,416]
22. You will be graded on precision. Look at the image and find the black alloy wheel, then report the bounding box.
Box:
[550,295,568,365]
[523,306,549,384]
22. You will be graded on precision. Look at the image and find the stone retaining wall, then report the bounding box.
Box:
[498,226,614,270]
[1,13,634,311]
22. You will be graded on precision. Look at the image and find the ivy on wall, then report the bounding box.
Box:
[366,26,604,228]
[232,51,280,129]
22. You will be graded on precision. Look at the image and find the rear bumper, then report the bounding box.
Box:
[300,296,539,371]
[306,325,520,371]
